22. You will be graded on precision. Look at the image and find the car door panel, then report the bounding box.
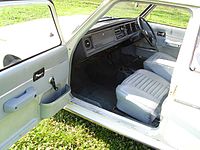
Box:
[150,23,186,58]
[135,22,186,58]
[0,46,71,149]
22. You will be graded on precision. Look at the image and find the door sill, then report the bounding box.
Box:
[64,97,174,150]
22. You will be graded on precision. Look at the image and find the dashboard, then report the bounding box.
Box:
[81,19,141,57]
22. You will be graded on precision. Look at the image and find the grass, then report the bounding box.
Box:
[147,6,190,28]
[103,2,190,28]
[0,5,50,27]
[11,110,152,150]
[0,0,101,27]
[0,0,190,28]
[54,0,101,16]
[4,0,190,149]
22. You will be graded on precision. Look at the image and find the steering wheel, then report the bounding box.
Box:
[137,16,157,47]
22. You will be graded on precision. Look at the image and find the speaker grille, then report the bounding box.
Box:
[83,37,93,50]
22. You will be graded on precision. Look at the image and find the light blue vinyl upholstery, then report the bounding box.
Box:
[116,69,170,124]
[144,52,176,82]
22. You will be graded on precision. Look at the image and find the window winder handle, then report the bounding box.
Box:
[49,77,58,91]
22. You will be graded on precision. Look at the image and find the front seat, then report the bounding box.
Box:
[116,69,170,124]
[144,52,176,82]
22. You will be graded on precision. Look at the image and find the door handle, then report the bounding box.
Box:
[157,31,166,37]
[3,87,36,113]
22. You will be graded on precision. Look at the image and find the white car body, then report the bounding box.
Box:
[0,0,200,149]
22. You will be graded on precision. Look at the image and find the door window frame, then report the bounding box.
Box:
[0,0,64,72]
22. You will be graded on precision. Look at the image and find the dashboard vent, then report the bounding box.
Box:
[125,24,132,35]
[131,23,137,32]
[115,26,126,39]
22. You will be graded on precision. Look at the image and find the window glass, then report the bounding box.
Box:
[0,4,60,70]
[104,2,149,18]
[54,0,101,40]
[146,5,191,28]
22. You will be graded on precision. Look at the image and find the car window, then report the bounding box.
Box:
[54,0,101,41]
[146,5,191,28]
[0,4,60,71]
[103,2,149,18]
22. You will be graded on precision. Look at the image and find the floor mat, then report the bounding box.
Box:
[72,50,145,111]
[77,82,117,111]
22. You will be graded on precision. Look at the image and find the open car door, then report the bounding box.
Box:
[0,0,71,149]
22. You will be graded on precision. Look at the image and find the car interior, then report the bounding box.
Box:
[70,3,190,127]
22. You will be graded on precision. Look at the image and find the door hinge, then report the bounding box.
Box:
[170,85,178,96]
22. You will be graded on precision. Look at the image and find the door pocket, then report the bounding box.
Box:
[40,85,71,118]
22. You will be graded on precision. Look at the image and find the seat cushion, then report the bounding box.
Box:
[144,52,176,81]
[116,69,170,124]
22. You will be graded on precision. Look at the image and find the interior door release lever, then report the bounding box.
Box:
[49,77,58,91]
[157,31,166,37]
[33,68,45,82]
